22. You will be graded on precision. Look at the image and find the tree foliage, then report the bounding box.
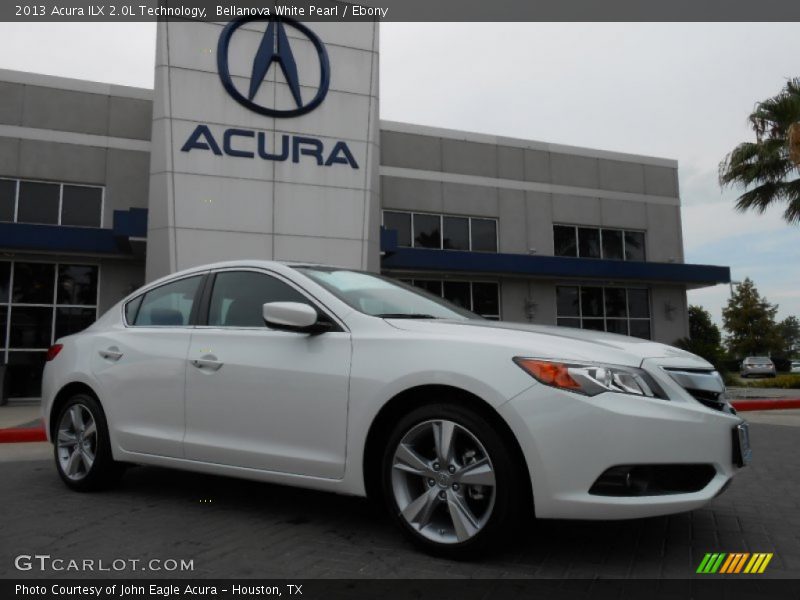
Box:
[675,305,725,369]
[719,78,800,224]
[777,315,800,357]
[722,278,783,358]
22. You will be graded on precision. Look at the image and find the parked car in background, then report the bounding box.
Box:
[791,361,800,374]
[740,357,776,378]
[41,261,750,557]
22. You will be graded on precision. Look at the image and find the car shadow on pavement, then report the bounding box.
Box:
[110,464,688,577]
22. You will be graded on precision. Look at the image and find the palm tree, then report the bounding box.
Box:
[719,78,800,224]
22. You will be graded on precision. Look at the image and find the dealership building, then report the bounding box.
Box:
[0,19,730,399]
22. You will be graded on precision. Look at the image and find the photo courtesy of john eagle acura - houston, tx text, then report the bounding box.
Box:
[41,261,751,557]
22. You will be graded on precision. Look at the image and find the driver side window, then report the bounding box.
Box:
[207,271,309,328]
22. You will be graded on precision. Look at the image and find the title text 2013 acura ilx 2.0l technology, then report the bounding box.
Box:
[42,261,751,557]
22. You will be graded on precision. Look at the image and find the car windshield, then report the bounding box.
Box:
[295,267,478,320]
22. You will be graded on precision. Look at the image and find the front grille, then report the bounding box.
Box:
[663,368,736,414]
[685,388,735,414]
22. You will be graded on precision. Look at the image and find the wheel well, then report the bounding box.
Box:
[362,384,533,511]
[49,382,100,440]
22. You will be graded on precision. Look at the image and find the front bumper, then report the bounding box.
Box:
[499,384,745,520]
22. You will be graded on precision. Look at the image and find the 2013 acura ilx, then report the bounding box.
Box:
[42,261,751,557]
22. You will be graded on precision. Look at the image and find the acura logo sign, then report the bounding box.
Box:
[217,17,331,118]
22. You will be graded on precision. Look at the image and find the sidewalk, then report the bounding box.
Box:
[0,402,42,429]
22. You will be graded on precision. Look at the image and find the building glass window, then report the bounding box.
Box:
[443,281,471,310]
[382,210,499,253]
[1,261,100,398]
[471,219,498,252]
[601,229,624,260]
[472,282,500,317]
[624,231,646,261]
[554,225,646,261]
[0,179,16,222]
[556,286,579,317]
[413,214,441,249]
[382,211,411,247]
[401,278,501,319]
[442,216,469,250]
[553,225,577,258]
[556,285,651,339]
[414,280,442,296]
[0,178,103,228]
[578,227,601,259]
[12,263,56,304]
[61,185,103,227]
[17,181,60,225]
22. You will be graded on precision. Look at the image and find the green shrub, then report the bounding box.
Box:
[728,374,800,389]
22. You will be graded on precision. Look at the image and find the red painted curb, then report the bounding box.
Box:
[0,421,47,444]
[731,399,800,412]
[0,402,797,444]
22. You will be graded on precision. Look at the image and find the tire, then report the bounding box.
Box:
[380,402,525,559]
[53,393,123,492]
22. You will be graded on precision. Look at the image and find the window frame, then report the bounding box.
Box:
[555,284,652,339]
[553,224,647,262]
[0,259,100,363]
[382,210,499,253]
[404,277,501,320]
[0,177,105,229]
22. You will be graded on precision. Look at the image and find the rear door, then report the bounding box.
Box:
[183,269,352,478]
[90,274,206,457]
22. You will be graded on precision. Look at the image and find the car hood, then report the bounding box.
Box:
[384,318,710,368]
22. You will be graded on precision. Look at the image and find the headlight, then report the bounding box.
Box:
[513,358,667,399]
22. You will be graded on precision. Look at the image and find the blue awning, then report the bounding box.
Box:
[0,208,148,256]
[380,230,730,287]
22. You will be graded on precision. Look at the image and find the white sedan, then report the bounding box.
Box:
[42,261,750,557]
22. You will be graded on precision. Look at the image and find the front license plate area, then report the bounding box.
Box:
[733,422,752,467]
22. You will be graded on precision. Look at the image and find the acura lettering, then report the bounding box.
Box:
[180,125,359,169]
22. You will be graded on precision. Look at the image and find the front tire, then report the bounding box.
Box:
[54,394,123,491]
[381,403,524,558]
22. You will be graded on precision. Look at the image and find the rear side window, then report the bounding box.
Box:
[207,271,309,327]
[129,276,202,327]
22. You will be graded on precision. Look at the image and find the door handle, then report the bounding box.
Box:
[99,347,123,361]
[190,357,224,372]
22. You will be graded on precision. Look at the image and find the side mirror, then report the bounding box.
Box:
[262,302,332,334]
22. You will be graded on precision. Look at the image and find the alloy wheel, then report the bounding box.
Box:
[57,404,98,481]
[390,419,497,544]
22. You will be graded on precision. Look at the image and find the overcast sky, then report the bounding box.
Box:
[0,22,798,326]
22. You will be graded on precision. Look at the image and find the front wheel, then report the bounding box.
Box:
[54,394,123,491]
[381,403,525,558]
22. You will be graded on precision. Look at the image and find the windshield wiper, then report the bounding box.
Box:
[376,313,439,319]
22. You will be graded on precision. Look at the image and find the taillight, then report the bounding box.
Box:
[46,344,63,361]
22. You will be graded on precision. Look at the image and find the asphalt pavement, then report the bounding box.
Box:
[1,416,799,580]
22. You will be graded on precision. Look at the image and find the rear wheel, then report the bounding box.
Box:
[54,394,123,491]
[381,403,524,558]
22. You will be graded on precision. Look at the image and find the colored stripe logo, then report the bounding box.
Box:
[696,552,773,574]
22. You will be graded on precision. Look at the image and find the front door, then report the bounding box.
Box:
[183,269,351,479]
